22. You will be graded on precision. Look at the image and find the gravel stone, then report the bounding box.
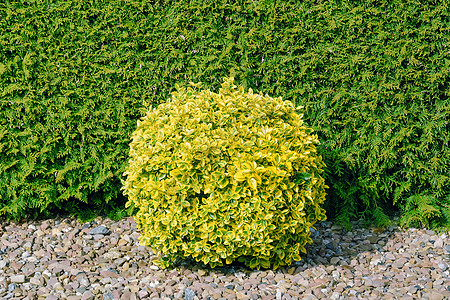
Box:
[0,216,448,299]
[8,283,17,292]
[89,226,110,235]
[330,257,340,265]
[184,288,196,300]
[81,291,94,300]
[367,235,381,244]
[10,275,25,283]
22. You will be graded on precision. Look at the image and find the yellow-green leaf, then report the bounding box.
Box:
[248,178,257,190]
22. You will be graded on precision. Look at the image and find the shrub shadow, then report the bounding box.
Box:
[168,219,402,276]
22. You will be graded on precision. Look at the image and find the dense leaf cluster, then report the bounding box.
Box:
[123,78,327,269]
[0,0,448,228]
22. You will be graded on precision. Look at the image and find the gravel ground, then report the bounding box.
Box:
[0,215,448,300]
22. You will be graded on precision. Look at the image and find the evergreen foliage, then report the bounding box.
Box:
[0,0,448,229]
[400,194,450,230]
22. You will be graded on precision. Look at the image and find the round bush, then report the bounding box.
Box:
[122,78,327,269]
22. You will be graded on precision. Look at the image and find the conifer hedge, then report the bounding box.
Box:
[1,0,448,228]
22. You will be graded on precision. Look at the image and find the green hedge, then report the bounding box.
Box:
[1,0,449,228]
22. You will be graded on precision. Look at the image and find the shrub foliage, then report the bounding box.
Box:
[122,78,327,269]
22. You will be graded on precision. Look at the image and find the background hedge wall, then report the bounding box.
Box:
[1,0,449,228]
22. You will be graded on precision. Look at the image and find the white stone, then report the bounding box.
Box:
[10,275,25,283]
[42,270,52,278]
[438,263,448,271]
[52,228,61,236]
[330,292,341,300]
[103,251,121,260]
[434,238,443,248]
[25,256,38,263]
[78,278,89,286]
[276,289,282,300]
[122,234,131,243]
[332,270,340,280]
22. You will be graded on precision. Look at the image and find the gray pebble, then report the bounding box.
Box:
[107,268,119,274]
[326,242,337,251]
[444,245,450,253]
[184,288,196,300]
[310,227,319,238]
[104,292,114,300]
[7,283,17,292]
[89,225,110,235]
[438,263,448,271]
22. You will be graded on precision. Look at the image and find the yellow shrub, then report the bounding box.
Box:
[122,78,327,269]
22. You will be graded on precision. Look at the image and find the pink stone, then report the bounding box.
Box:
[335,284,345,293]
[372,280,384,288]
[113,290,121,299]
[100,270,120,279]
[120,291,132,300]
[41,222,50,231]
[434,238,444,248]
[137,290,148,298]
[81,291,94,300]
